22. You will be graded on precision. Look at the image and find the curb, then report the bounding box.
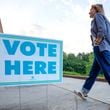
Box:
[63,74,106,82]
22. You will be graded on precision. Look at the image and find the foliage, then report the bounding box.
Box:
[63,52,94,75]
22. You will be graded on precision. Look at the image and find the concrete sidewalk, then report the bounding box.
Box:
[0,77,110,110]
[55,77,110,104]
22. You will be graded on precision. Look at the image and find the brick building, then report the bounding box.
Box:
[0,19,3,33]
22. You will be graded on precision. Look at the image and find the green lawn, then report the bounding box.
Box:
[63,71,104,78]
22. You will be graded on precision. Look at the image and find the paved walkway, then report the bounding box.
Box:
[0,77,110,110]
[55,77,110,104]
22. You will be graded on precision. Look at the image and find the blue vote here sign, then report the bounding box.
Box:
[0,34,63,86]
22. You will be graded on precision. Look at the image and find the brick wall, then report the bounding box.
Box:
[0,19,3,33]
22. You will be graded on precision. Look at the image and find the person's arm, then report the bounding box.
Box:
[95,13,106,45]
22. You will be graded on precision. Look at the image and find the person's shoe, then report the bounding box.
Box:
[74,90,88,100]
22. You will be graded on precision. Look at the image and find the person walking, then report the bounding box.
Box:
[74,4,110,99]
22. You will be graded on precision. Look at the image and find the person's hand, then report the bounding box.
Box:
[95,37,103,45]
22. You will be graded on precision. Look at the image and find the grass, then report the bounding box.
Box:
[63,71,104,78]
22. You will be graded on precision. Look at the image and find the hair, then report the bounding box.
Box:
[91,4,105,15]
